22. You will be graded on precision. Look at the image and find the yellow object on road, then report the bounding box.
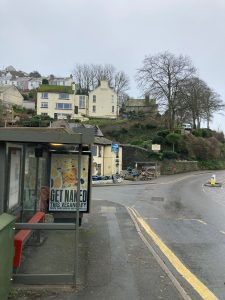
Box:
[211,178,215,185]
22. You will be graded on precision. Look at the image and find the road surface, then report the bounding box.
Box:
[93,171,225,300]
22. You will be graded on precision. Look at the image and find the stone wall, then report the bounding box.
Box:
[160,160,199,175]
[122,144,199,174]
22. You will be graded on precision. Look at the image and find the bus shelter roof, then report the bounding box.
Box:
[0,127,94,145]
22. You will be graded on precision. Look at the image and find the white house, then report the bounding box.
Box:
[37,80,118,120]
[48,76,73,87]
[88,80,118,119]
[0,85,24,108]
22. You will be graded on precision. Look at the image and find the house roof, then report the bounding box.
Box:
[38,84,74,94]
[0,85,22,95]
[126,98,156,107]
[94,136,112,145]
[51,120,104,137]
[49,77,72,81]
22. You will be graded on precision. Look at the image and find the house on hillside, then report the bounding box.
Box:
[48,76,73,87]
[37,80,118,120]
[0,67,30,90]
[37,84,88,120]
[28,78,42,90]
[0,85,24,109]
[88,80,118,119]
[51,120,122,176]
[93,136,122,176]
[124,98,158,114]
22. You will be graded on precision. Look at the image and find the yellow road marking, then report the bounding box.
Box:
[129,207,218,300]
[220,231,225,235]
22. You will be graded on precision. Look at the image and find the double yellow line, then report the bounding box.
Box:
[128,207,218,300]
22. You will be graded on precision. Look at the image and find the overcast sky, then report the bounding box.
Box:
[1,0,225,131]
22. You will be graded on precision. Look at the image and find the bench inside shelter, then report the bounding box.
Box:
[13,212,45,269]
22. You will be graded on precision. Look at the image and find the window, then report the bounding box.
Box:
[41,113,48,116]
[92,105,96,113]
[79,96,85,109]
[98,146,102,157]
[91,145,97,156]
[55,103,72,110]
[97,164,101,174]
[41,92,48,99]
[58,93,69,100]
[93,95,96,103]
[41,102,48,108]
[112,106,115,113]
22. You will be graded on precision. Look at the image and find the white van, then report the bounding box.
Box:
[182,123,192,130]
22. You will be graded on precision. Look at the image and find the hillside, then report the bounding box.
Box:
[85,116,225,169]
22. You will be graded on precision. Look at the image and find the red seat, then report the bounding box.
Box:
[14,212,45,268]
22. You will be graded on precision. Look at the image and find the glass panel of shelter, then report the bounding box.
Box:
[21,145,49,222]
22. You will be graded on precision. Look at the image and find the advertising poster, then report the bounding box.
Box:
[8,148,21,209]
[49,154,89,212]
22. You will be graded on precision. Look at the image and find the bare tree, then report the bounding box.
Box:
[0,100,3,121]
[136,51,196,130]
[114,70,129,96]
[177,77,208,128]
[73,64,93,94]
[201,89,225,129]
[177,77,225,129]
[73,64,129,98]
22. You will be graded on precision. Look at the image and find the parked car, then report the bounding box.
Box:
[92,175,113,184]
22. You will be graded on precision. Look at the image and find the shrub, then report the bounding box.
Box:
[175,129,182,134]
[142,140,152,150]
[132,123,142,129]
[214,131,225,143]
[198,160,225,170]
[152,135,165,145]
[130,140,143,146]
[166,133,182,145]
[108,130,120,139]
[192,128,213,138]
[162,151,178,159]
[148,151,162,160]
[120,128,128,134]
[157,130,170,138]
[145,123,157,129]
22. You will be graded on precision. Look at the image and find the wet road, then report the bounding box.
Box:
[93,171,225,299]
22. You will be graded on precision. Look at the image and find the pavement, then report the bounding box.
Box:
[10,198,183,300]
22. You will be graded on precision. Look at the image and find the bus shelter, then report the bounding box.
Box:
[0,127,94,285]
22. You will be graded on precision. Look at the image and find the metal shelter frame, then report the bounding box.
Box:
[0,127,94,286]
